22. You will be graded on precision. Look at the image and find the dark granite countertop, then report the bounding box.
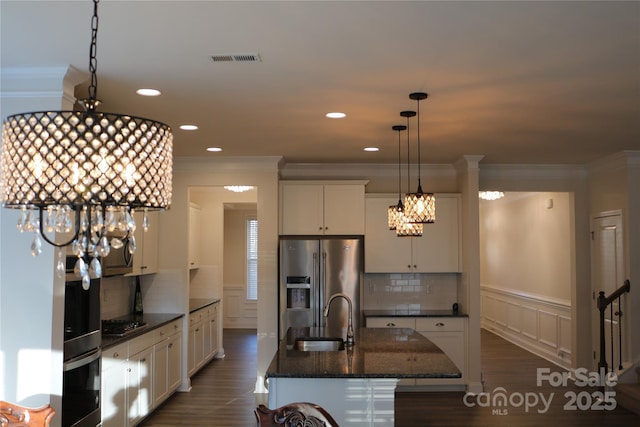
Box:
[102,313,184,349]
[189,298,221,313]
[363,309,468,318]
[266,327,461,379]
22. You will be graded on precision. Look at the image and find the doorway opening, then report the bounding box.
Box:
[479,191,575,370]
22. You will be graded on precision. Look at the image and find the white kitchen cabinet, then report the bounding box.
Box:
[188,203,202,269]
[364,194,461,273]
[102,319,183,427]
[280,181,366,235]
[188,315,204,376]
[365,316,466,387]
[188,302,220,377]
[415,317,466,386]
[127,210,159,275]
[128,346,153,425]
[101,342,129,427]
[203,303,219,362]
[153,319,183,407]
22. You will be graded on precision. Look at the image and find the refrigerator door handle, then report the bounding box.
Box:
[321,250,327,327]
[313,252,319,327]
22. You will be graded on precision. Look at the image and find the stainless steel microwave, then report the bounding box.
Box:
[65,237,133,279]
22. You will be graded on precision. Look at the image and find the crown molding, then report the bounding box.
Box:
[279,162,457,180]
[174,156,283,172]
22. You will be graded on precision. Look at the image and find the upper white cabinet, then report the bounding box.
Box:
[280,181,367,235]
[188,202,202,269]
[128,210,159,275]
[364,194,461,273]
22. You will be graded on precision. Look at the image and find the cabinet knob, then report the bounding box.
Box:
[168,343,173,349]
[436,322,445,327]
[114,352,120,358]
[386,322,396,327]
[318,227,323,231]
[160,331,165,336]
[140,358,146,363]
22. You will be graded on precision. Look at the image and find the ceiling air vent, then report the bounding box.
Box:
[210,53,262,63]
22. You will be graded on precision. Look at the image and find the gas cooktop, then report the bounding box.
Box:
[102,319,147,337]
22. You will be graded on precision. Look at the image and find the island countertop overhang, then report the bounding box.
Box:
[266,327,461,379]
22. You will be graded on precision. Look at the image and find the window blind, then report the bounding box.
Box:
[246,218,258,300]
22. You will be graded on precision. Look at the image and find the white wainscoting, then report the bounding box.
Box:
[481,285,572,370]
[223,284,258,328]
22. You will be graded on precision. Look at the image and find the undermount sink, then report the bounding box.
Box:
[294,337,345,352]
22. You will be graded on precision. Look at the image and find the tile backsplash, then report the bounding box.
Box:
[363,273,459,310]
[101,275,135,319]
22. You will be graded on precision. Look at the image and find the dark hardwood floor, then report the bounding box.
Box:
[140,328,640,426]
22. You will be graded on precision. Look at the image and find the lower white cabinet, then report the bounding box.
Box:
[366,316,467,388]
[153,320,183,407]
[188,302,220,377]
[101,318,183,427]
[102,342,129,427]
[128,346,153,425]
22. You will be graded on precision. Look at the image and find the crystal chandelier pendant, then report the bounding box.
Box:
[396,215,423,237]
[388,203,403,230]
[403,92,435,224]
[0,0,171,288]
[89,257,102,279]
[56,249,66,278]
[404,191,436,224]
[31,232,43,256]
[74,257,87,277]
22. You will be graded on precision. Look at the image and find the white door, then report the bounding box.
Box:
[591,211,628,371]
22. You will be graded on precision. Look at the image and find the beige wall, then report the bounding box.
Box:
[480,192,572,301]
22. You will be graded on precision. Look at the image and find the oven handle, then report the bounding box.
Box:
[63,348,101,372]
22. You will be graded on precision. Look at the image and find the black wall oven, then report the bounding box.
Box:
[63,275,101,427]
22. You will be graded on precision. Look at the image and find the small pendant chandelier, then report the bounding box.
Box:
[0,0,173,288]
[388,124,406,230]
[396,110,423,237]
[404,92,435,224]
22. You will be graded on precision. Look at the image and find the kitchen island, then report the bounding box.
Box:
[266,327,460,426]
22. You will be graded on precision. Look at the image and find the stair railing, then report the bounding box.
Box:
[597,279,631,373]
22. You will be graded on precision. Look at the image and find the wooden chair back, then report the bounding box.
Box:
[255,402,339,427]
[0,401,55,427]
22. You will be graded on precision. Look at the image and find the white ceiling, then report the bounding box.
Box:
[2,1,639,165]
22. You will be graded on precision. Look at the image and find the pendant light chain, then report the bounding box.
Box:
[396,111,422,237]
[404,92,435,224]
[87,0,100,106]
[415,94,422,191]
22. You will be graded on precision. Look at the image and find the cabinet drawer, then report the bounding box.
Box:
[415,317,465,332]
[189,311,204,326]
[156,319,182,342]
[129,330,156,355]
[102,342,128,370]
[366,317,415,329]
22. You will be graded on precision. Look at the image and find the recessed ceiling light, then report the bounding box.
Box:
[364,147,379,152]
[326,112,346,119]
[206,147,222,152]
[180,124,199,131]
[136,88,161,96]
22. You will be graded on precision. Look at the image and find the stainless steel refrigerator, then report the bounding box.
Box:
[279,237,363,340]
